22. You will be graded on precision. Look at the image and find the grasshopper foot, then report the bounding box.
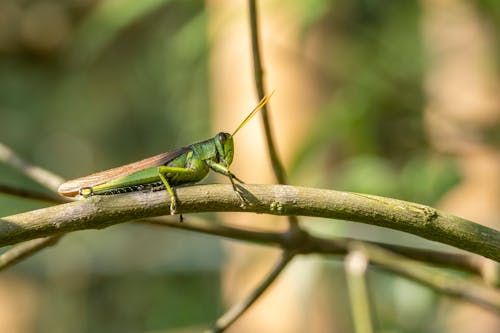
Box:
[228,174,246,208]
[236,191,246,208]
[232,184,246,208]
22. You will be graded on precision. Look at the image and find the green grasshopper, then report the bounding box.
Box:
[58,94,272,215]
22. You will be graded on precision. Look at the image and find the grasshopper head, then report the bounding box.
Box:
[214,132,234,167]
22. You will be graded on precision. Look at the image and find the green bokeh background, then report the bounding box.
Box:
[1,0,498,332]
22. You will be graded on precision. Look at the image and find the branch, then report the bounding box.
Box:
[0,235,63,271]
[248,0,300,231]
[0,143,75,270]
[0,142,64,192]
[1,184,499,262]
[141,216,487,277]
[145,217,500,310]
[248,0,286,185]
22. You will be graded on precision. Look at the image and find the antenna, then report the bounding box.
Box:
[232,91,275,136]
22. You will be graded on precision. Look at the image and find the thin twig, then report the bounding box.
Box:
[248,0,299,232]
[248,0,286,184]
[0,142,64,192]
[244,3,301,328]
[0,235,63,271]
[208,250,296,332]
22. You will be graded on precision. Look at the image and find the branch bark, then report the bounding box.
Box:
[1,184,499,261]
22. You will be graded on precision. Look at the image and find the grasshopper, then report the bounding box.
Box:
[58,93,272,215]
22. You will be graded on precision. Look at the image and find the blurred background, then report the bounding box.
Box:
[0,0,499,332]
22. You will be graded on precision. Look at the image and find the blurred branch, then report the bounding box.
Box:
[148,216,500,316]
[1,184,499,261]
[141,216,488,278]
[248,0,299,231]
[0,142,64,192]
[0,142,70,271]
[248,0,284,182]
[209,250,295,333]
[0,184,69,204]
[353,242,500,313]
[345,250,375,333]
[0,235,63,271]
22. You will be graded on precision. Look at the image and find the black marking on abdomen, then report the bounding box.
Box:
[93,181,165,196]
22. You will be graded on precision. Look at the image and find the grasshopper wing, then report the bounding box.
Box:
[58,147,190,197]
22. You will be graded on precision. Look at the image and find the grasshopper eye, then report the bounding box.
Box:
[217,132,227,144]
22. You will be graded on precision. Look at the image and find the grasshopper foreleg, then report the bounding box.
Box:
[206,161,246,207]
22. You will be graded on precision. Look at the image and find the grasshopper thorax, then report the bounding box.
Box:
[214,132,234,167]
